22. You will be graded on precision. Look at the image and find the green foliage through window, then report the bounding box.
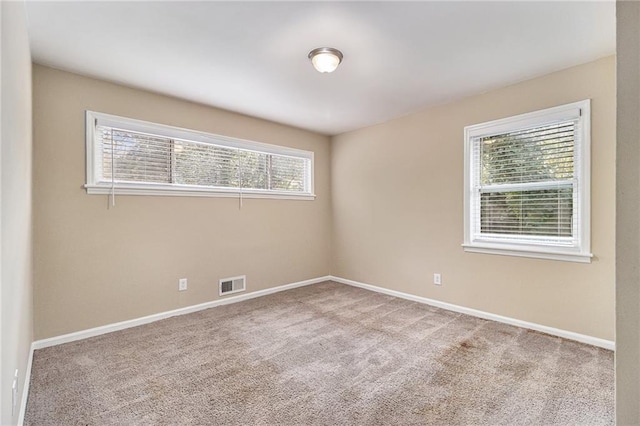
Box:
[99,127,309,193]
[477,121,576,238]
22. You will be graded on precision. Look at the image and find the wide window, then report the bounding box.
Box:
[463,100,591,263]
[85,111,314,199]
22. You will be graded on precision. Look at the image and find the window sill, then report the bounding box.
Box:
[462,243,592,263]
[84,184,316,200]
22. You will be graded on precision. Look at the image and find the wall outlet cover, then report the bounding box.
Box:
[178,278,188,291]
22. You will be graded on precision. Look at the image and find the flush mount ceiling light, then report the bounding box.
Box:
[308,47,343,73]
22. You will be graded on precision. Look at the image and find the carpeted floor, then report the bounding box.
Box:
[24,281,613,425]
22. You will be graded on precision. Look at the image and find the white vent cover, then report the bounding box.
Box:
[219,275,246,296]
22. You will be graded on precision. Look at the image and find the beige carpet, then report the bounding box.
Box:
[25,281,613,425]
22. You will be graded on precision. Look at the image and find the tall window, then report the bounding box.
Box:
[85,111,314,199]
[463,100,591,263]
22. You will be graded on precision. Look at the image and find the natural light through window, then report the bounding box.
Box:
[85,111,314,199]
[463,100,591,263]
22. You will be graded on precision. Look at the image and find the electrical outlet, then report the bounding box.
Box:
[178,278,188,291]
[12,369,18,417]
[433,273,442,286]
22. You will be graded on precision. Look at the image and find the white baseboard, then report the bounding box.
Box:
[19,273,612,423]
[329,276,615,351]
[17,342,34,426]
[30,273,614,352]
[32,276,332,350]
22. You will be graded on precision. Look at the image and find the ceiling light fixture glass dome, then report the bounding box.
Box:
[308,47,343,73]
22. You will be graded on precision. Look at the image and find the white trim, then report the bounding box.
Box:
[29,274,613,351]
[329,276,614,350]
[85,110,315,199]
[462,243,593,263]
[18,274,613,418]
[85,110,95,186]
[17,343,34,426]
[88,111,314,159]
[84,184,316,200]
[32,276,331,350]
[463,99,591,263]
[464,102,583,138]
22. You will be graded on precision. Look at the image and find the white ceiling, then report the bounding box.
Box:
[25,1,615,136]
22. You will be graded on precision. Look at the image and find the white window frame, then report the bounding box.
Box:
[463,100,592,263]
[85,111,315,200]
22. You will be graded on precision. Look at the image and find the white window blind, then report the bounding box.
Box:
[474,120,577,243]
[85,111,314,199]
[463,100,591,263]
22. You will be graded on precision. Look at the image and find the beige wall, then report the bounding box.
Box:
[332,56,615,341]
[27,31,632,419]
[616,1,640,423]
[1,1,34,424]
[32,65,332,340]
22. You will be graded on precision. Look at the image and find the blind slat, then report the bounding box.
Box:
[97,125,309,193]
[474,119,578,241]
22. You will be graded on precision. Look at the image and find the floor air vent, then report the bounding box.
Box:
[219,275,246,296]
